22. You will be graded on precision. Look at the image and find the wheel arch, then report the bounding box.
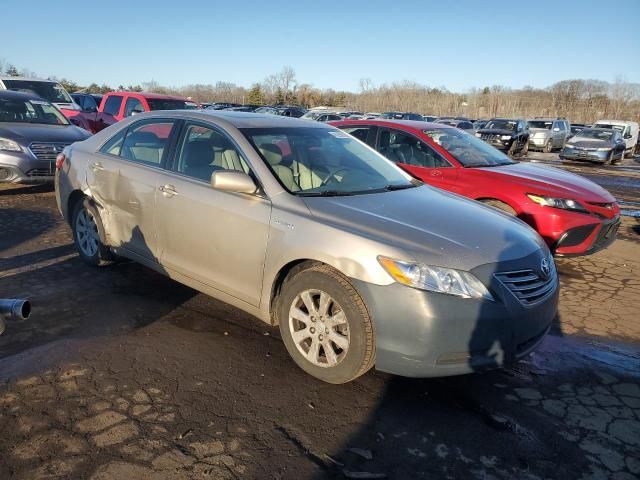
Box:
[475,197,519,215]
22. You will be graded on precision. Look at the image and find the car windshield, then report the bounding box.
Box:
[3,79,73,103]
[574,129,613,141]
[242,127,417,196]
[146,99,190,110]
[594,124,625,134]
[484,119,516,131]
[529,121,553,129]
[302,111,323,120]
[0,97,70,125]
[423,128,516,167]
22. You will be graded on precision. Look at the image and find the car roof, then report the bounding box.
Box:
[133,110,331,129]
[330,118,455,132]
[0,89,46,102]
[106,91,190,101]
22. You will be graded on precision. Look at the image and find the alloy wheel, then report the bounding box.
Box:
[288,289,350,368]
[75,208,100,257]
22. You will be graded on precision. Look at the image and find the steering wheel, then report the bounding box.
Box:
[321,168,350,186]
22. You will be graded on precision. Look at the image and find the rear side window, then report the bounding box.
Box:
[120,120,177,166]
[103,95,123,116]
[340,126,376,146]
[99,129,127,156]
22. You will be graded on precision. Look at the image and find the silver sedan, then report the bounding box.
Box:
[55,110,558,383]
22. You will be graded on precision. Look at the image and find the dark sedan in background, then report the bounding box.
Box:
[561,128,626,165]
[0,90,90,183]
[475,118,530,156]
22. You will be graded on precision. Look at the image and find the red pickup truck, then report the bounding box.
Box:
[67,91,199,133]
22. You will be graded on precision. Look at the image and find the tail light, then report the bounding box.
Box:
[55,153,66,170]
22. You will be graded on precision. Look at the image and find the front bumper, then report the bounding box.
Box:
[560,148,610,162]
[352,249,558,378]
[0,151,55,183]
[554,215,620,257]
[529,137,549,149]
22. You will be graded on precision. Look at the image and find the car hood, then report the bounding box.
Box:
[530,128,551,137]
[303,186,546,271]
[477,128,514,136]
[478,162,616,203]
[0,123,90,145]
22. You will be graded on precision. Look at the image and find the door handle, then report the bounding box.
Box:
[159,184,178,197]
[91,162,104,171]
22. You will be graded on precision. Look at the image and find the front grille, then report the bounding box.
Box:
[481,134,499,142]
[592,219,620,250]
[494,266,557,307]
[28,142,70,162]
[27,167,54,177]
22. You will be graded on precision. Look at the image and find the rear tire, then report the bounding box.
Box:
[278,264,375,384]
[71,197,113,266]
[480,199,517,215]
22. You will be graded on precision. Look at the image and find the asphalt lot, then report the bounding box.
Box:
[1,153,639,480]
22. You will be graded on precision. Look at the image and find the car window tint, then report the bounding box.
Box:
[124,98,144,117]
[378,129,450,168]
[174,123,249,182]
[99,128,127,156]
[120,120,176,166]
[103,96,123,116]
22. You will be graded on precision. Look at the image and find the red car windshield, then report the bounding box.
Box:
[423,128,515,167]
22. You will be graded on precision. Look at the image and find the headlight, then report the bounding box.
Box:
[527,194,588,213]
[596,147,611,151]
[500,135,511,140]
[0,138,22,152]
[474,132,482,137]
[378,256,493,300]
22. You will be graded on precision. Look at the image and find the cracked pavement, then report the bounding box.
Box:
[1,169,639,479]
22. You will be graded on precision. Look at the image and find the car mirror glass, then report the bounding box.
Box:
[553,127,560,132]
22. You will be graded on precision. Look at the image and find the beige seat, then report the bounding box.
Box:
[210,134,249,173]
[259,144,299,191]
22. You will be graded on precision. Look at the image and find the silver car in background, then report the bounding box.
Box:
[0,90,90,183]
[528,118,570,152]
[55,111,558,383]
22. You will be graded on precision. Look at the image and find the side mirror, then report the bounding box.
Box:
[211,170,257,194]
[553,127,560,132]
[624,133,632,139]
[85,106,97,113]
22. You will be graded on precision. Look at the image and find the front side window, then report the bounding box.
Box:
[378,129,450,168]
[0,97,69,125]
[174,123,249,182]
[424,128,515,167]
[242,127,416,195]
[124,98,144,117]
[103,95,123,116]
[120,120,176,166]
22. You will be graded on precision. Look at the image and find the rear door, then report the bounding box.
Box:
[87,118,179,261]
[155,120,272,306]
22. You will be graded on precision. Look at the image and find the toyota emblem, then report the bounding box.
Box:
[540,258,551,278]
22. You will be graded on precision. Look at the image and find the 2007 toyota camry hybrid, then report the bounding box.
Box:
[55,111,558,384]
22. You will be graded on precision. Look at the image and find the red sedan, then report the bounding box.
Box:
[330,119,620,256]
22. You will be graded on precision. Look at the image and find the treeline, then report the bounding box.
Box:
[1,60,638,123]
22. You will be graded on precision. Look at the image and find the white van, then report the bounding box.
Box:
[0,76,80,112]
[591,120,639,157]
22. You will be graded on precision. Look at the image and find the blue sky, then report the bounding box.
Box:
[5,0,639,92]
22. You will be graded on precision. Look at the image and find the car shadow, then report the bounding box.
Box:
[0,183,54,196]
[0,208,58,252]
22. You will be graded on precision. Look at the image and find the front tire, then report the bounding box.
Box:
[544,140,553,153]
[71,197,113,266]
[520,141,529,157]
[278,264,375,384]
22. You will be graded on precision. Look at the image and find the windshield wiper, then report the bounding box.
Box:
[297,190,354,197]
[383,183,416,191]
